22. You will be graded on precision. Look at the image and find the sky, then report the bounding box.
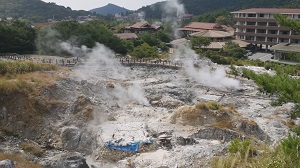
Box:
[41,0,165,11]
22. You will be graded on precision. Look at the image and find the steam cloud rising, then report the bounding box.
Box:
[164,0,239,90]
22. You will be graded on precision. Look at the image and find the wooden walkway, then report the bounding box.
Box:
[0,53,79,67]
[119,58,183,69]
[0,53,184,69]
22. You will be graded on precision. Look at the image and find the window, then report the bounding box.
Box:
[248,13,256,17]
[280,31,289,35]
[257,29,266,34]
[257,22,267,26]
[247,22,256,26]
[259,14,264,18]
[268,22,278,27]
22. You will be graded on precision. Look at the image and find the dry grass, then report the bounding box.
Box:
[0,62,57,75]
[0,153,41,168]
[172,102,236,127]
[0,72,61,94]
[212,120,233,129]
[20,142,45,157]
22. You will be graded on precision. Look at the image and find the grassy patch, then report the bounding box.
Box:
[0,152,41,168]
[211,135,300,168]
[20,142,44,157]
[0,72,61,94]
[0,62,57,75]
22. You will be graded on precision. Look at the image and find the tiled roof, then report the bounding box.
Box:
[170,38,189,46]
[129,22,147,28]
[190,30,233,38]
[115,33,138,39]
[185,22,221,30]
[270,43,300,52]
[202,40,249,49]
[231,8,300,14]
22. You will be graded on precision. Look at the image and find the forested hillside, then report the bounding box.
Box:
[0,0,92,22]
[138,0,300,19]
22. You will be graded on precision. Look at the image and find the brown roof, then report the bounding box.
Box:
[115,33,138,39]
[190,30,233,38]
[127,22,150,29]
[270,43,300,52]
[185,22,222,30]
[232,8,300,14]
[170,38,189,46]
[202,40,250,49]
[32,22,55,28]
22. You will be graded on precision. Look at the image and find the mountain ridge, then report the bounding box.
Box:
[137,0,300,19]
[90,3,130,16]
[0,0,92,22]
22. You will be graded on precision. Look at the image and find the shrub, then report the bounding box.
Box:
[20,142,44,157]
[228,138,252,159]
[0,153,41,168]
[0,62,57,75]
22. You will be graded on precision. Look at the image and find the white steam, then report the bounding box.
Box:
[163,0,239,90]
[60,42,149,106]
[163,0,186,38]
[172,44,239,90]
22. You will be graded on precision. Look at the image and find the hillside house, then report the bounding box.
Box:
[122,22,163,34]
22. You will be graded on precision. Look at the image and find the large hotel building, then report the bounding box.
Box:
[231,8,300,51]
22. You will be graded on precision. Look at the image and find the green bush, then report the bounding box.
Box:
[228,138,252,159]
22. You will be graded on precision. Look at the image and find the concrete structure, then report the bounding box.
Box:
[231,8,300,51]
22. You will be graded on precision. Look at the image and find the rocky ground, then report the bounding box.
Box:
[0,51,295,168]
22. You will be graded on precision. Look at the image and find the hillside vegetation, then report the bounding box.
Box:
[138,0,300,19]
[0,0,92,22]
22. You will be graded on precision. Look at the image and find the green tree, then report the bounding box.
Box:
[140,33,160,47]
[0,20,36,53]
[274,14,300,34]
[36,20,127,55]
[223,42,247,59]
[190,36,211,49]
[130,43,158,58]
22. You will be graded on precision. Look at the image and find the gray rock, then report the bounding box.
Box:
[0,159,15,168]
[273,122,282,128]
[59,155,89,168]
[61,127,81,150]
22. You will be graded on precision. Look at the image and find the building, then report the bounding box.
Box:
[231,8,300,51]
[177,14,194,22]
[122,22,163,34]
[76,15,97,23]
[176,22,234,38]
[115,33,138,40]
[189,30,249,49]
[174,22,248,50]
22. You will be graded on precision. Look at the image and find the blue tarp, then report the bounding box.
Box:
[106,141,140,152]
[106,139,153,152]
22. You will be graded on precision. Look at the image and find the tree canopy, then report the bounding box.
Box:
[274,14,300,34]
[223,42,247,59]
[0,20,36,53]
[36,20,127,55]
